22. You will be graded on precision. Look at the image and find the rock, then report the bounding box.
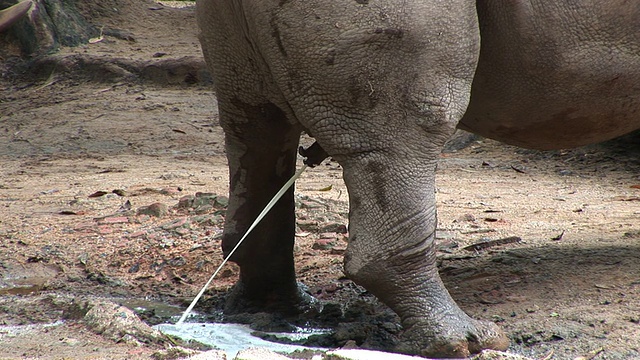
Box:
[330,245,346,255]
[161,217,190,230]
[161,187,182,195]
[98,216,129,224]
[214,195,229,208]
[312,239,335,250]
[323,349,533,360]
[152,346,200,360]
[137,202,169,217]
[193,192,218,207]
[324,349,423,360]
[297,220,319,232]
[471,350,536,360]
[320,223,348,234]
[81,299,167,345]
[187,350,228,359]
[234,348,293,360]
[177,195,196,209]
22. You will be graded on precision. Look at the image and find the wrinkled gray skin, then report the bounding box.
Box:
[197,0,640,357]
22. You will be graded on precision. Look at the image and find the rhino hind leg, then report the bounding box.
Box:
[218,100,308,315]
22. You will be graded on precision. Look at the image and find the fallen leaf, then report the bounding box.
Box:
[112,189,127,196]
[551,230,565,241]
[88,191,108,198]
[631,184,640,189]
[172,129,186,134]
[97,168,126,174]
[59,210,84,215]
[316,184,333,191]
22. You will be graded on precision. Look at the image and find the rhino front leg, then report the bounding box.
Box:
[340,146,509,357]
[218,101,307,315]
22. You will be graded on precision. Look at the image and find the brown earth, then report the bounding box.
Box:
[1,1,639,359]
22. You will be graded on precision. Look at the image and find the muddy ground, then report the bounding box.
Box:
[1,1,639,359]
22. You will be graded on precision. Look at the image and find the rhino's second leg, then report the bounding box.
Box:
[218,101,306,315]
[339,143,509,357]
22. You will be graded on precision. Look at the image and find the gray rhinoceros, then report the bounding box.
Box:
[196,0,640,357]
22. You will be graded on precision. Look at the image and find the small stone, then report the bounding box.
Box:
[160,187,182,195]
[297,220,319,232]
[128,231,146,238]
[60,337,81,346]
[235,348,292,360]
[152,347,200,360]
[313,239,335,250]
[195,204,214,214]
[182,349,227,360]
[193,192,218,207]
[137,202,168,217]
[460,213,476,222]
[174,227,190,236]
[161,217,189,230]
[300,200,324,209]
[189,243,203,251]
[320,222,348,234]
[214,195,229,208]
[177,195,195,208]
[99,216,129,224]
[96,225,113,234]
[325,349,424,360]
[330,246,347,255]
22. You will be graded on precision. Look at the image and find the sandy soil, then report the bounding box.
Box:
[1,1,639,359]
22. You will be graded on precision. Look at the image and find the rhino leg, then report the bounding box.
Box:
[339,140,509,357]
[218,100,306,315]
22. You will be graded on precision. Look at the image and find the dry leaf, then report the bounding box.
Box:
[88,191,108,198]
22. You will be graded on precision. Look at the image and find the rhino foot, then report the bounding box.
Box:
[396,316,509,358]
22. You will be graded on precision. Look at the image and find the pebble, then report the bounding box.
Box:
[297,220,319,232]
[177,195,195,208]
[320,223,348,234]
[161,217,189,230]
[313,239,335,250]
[128,230,146,238]
[235,348,292,360]
[99,216,129,224]
[137,202,168,217]
[96,225,113,234]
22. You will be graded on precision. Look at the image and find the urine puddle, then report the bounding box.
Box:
[155,322,330,357]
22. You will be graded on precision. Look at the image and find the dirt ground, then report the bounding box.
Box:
[1,1,639,359]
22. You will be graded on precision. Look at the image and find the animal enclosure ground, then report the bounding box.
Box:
[1,2,639,359]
